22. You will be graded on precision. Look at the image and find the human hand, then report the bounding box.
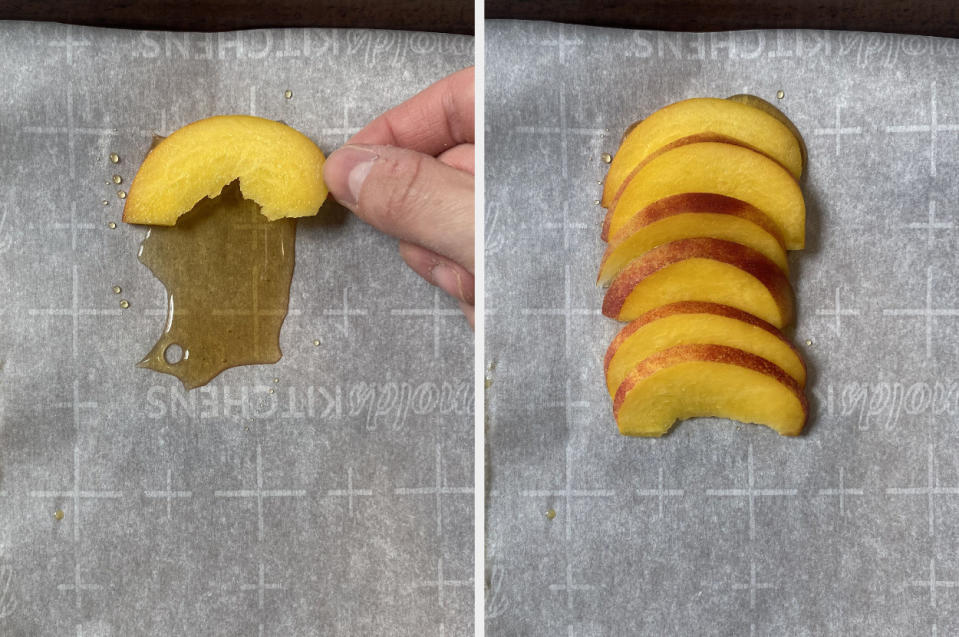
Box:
[323,67,475,327]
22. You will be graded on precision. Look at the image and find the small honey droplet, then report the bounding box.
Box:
[112,286,121,294]
[119,299,130,309]
[112,175,122,184]
[600,152,612,164]
[272,377,279,384]
[117,190,126,199]
[54,509,64,521]
[805,339,813,346]
[776,90,785,100]
[109,153,120,164]
[268,388,275,394]
[102,200,109,206]
[284,89,293,99]
[107,221,117,229]
[545,508,556,520]
[593,200,600,205]
[312,339,321,346]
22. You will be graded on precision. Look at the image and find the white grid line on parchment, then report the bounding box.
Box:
[323,287,368,337]
[513,82,605,181]
[48,24,91,65]
[412,557,472,609]
[907,558,959,608]
[636,467,685,519]
[539,22,584,66]
[23,91,115,181]
[813,103,862,156]
[902,197,953,249]
[548,562,597,611]
[817,467,863,516]
[544,201,589,250]
[886,443,959,536]
[320,104,363,145]
[730,561,776,611]
[51,202,97,251]
[815,287,860,337]
[28,265,123,360]
[390,288,462,360]
[213,560,284,636]
[883,265,959,359]
[705,444,798,541]
[327,467,373,517]
[214,444,307,542]
[520,265,602,359]
[144,468,193,521]
[30,446,120,610]
[885,81,959,177]
[394,444,473,537]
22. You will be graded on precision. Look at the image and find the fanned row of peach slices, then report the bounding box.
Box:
[598,96,809,437]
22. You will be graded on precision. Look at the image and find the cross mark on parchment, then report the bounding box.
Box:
[705,444,797,541]
[394,444,472,537]
[214,444,307,542]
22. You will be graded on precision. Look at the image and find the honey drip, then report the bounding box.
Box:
[136,180,295,389]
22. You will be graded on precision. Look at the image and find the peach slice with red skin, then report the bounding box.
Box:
[602,97,803,209]
[598,193,787,285]
[603,301,806,399]
[612,344,808,436]
[602,238,794,327]
[603,141,805,249]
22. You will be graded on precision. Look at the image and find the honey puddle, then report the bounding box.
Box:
[136,180,296,389]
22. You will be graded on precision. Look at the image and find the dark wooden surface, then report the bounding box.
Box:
[0,0,474,34]
[487,0,959,38]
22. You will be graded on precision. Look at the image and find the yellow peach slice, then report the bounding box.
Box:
[605,142,805,249]
[602,97,803,209]
[123,115,328,225]
[602,238,794,327]
[726,94,807,170]
[612,344,808,437]
[598,193,787,285]
[603,301,805,399]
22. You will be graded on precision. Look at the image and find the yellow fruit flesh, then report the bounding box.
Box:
[603,98,803,207]
[123,115,328,225]
[610,258,790,327]
[609,142,805,249]
[615,358,806,437]
[605,312,805,398]
[599,212,787,285]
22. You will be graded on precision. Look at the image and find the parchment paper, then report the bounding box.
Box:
[0,21,473,636]
[486,19,959,636]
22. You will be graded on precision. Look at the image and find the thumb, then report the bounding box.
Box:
[323,143,474,273]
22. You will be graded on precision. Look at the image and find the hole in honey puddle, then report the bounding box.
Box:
[163,343,184,364]
[136,180,296,389]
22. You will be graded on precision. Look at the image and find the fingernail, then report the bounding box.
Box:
[325,146,378,207]
[430,263,465,301]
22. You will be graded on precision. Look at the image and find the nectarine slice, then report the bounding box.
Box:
[602,98,803,209]
[605,142,805,249]
[598,193,787,285]
[613,344,808,436]
[603,301,805,399]
[123,115,328,225]
[602,238,794,327]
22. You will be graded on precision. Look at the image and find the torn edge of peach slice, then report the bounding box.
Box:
[123,115,328,389]
[612,344,808,437]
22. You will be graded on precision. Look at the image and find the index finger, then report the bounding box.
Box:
[347,66,474,156]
